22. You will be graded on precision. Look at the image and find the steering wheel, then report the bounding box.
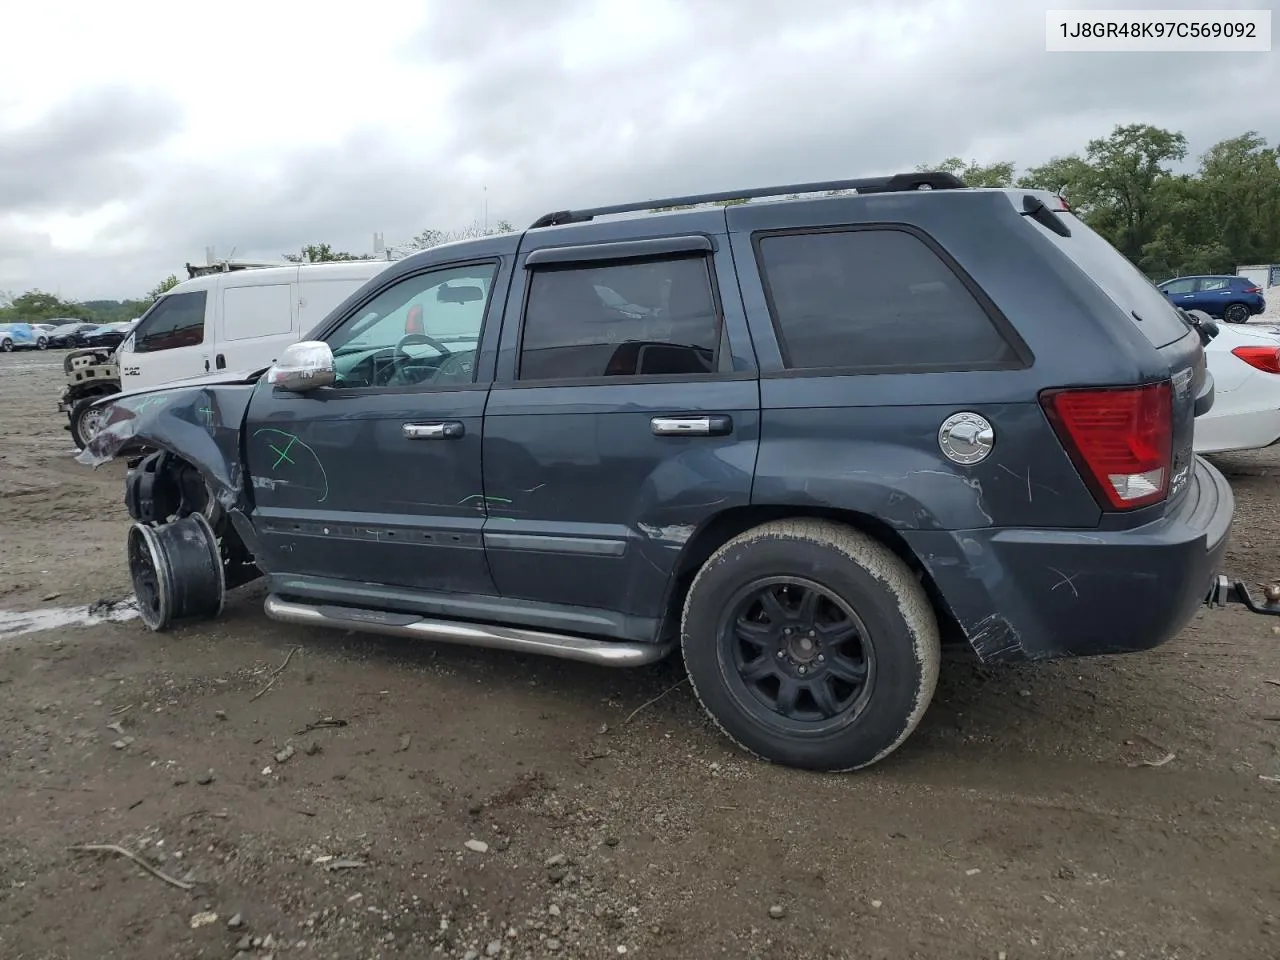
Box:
[396,332,452,358]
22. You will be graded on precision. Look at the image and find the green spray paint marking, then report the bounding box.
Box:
[252,428,330,503]
[270,435,298,468]
[129,395,168,413]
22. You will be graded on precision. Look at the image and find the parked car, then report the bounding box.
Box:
[0,322,47,351]
[78,172,1278,773]
[46,321,98,348]
[1194,315,1280,453]
[1158,274,1266,323]
[74,321,138,351]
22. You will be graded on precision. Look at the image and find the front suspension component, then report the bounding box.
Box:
[1205,575,1280,617]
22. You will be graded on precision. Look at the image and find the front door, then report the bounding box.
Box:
[118,288,212,391]
[482,214,761,623]
[243,257,508,596]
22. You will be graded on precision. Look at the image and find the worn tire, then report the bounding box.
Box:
[1224,303,1251,324]
[681,519,940,772]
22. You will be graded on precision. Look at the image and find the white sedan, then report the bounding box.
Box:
[1195,317,1280,454]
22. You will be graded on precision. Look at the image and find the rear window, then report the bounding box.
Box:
[1023,208,1189,348]
[755,227,1020,372]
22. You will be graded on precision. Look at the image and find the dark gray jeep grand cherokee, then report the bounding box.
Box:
[81,171,1266,772]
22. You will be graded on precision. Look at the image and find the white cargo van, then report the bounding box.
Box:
[117,259,394,391]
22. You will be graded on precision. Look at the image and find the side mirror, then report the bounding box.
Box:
[266,340,335,392]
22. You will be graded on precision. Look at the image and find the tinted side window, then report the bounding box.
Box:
[519,255,721,381]
[131,291,207,353]
[756,229,1018,371]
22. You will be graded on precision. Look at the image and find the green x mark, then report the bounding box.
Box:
[269,435,298,468]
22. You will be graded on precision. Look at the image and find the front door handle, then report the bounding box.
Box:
[403,421,465,440]
[651,415,733,437]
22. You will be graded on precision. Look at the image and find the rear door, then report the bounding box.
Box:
[481,213,760,623]
[118,288,213,390]
[1195,276,1233,314]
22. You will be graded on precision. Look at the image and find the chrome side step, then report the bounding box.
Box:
[263,594,673,667]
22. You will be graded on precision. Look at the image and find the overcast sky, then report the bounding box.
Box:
[1,0,1277,301]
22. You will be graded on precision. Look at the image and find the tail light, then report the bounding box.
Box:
[1231,345,1280,373]
[1040,382,1173,510]
[1244,285,1262,294]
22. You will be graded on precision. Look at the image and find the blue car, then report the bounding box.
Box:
[1157,274,1267,324]
[0,322,46,351]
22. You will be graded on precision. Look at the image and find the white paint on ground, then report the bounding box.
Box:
[0,599,139,638]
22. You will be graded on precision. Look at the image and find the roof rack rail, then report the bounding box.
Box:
[528,171,967,229]
[185,259,286,280]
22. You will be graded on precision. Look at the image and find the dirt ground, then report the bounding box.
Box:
[1,349,1278,960]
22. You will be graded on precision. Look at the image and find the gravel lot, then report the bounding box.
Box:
[2,349,1279,960]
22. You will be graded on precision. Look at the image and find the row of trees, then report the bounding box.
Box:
[0,274,179,326]
[920,123,1280,280]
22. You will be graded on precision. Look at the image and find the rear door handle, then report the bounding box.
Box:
[403,421,465,440]
[651,415,733,437]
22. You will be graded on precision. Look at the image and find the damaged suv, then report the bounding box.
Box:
[80,172,1270,772]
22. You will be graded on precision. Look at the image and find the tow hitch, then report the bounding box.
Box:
[1205,575,1280,616]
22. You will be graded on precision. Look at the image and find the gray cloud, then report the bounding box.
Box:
[2,0,1277,300]
[0,87,183,215]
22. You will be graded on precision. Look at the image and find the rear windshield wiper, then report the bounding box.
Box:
[1021,194,1072,237]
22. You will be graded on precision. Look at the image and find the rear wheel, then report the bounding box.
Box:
[36,337,48,350]
[1224,303,1251,324]
[681,519,940,772]
[1,338,12,352]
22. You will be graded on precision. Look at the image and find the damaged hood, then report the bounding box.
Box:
[88,367,268,408]
[77,372,264,512]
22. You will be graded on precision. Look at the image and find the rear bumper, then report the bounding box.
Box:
[905,456,1233,662]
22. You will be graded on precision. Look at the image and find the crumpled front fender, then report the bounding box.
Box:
[76,383,258,511]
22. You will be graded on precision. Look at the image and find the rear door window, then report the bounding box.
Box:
[518,255,723,381]
[1198,278,1229,292]
[131,291,208,353]
[754,227,1020,372]
[1020,206,1189,348]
